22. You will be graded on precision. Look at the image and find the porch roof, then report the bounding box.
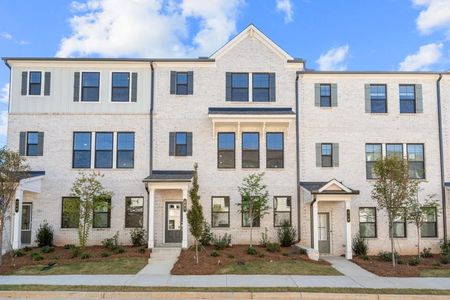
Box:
[300,180,359,195]
[19,171,45,180]
[143,170,193,182]
[208,107,295,115]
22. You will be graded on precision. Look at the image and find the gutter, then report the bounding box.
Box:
[295,73,301,241]
[150,62,154,175]
[436,73,447,240]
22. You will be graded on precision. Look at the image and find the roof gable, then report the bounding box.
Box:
[210,24,293,61]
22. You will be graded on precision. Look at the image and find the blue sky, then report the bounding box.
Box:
[1,0,450,145]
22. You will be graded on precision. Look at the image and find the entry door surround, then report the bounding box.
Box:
[318,212,330,254]
[165,201,183,243]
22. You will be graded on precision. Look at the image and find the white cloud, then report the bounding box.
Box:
[0,83,9,104]
[0,32,12,40]
[413,0,450,37]
[398,42,443,71]
[0,111,7,138]
[316,45,350,71]
[276,0,293,23]
[57,0,244,58]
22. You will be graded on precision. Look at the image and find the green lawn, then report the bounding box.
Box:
[420,268,450,277]
[9,257,147,275]
[216,259,341,275]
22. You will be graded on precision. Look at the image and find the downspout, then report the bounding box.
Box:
[147,62,155,240]
[295,73,301,241]
[310,196,317,247]
[436,73,447,240]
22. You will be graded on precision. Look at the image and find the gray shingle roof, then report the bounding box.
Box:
[143,170,193,182]
[300,180,359,194]
[208,107,295,115]
[18,171,45,180]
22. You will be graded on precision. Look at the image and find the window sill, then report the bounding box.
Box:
[367,112,389,115]
[71,168,135,171]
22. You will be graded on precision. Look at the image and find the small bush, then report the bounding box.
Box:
[64,244,75,250]
[212,233,231,250]
[260,227,269,247]
[71,248,80,258]
[227,254,235,259]
[361,254,370,261]
[100,252,110,257]
[408,256,421,266]
[210,250,220,257]
[35,221,53,247]
[247,247,257,255]
[200,221,213,246]
[130,228,146,247]
[277,220,296,247]
[23,246,32,252]
[14,249,25,257]
[397,258,404,265]
[439,255,449,265]
[432,261,441,267]
[102,232,119,250]
[266,242,281,253]
[40,246,54,253]
[352,234,368,257]
[113,246,125,254]
[440,239,450,257]
[80,253,90,259]
[31,252,43,261]
[378,251,399,262]
[420,247,433,258]
[138,247,146,254]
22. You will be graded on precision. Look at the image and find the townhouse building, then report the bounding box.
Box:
[2,25,449,259]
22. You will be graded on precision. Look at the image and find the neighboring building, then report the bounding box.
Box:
[2,25,449,259]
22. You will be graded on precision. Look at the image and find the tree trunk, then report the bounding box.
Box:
[417,226,421,259]
[195,239,199,265]
[0,220,4,266]
[249,206,253,248]
[389,217,396,268]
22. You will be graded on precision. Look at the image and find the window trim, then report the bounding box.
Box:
[319,83,331,107]
[385,143,404,159]
[407,143,425,179]
[80,71,101,102]
[370,84,387,113]
[211,196,230,228]
[72,132,92,169]
[230,72,249,102]
[217,132,236,169]
[61,197,80,229]
[241,197,260,228]
[252,72,270,102]
[95,132,114,169]
[365,143,382,179]
[266,132,284,169]
[399,84,416,114]
[26,131,39,156]
[175,132,188,156]
[242,132,260,169]
[111,71,131,102]
[116,131,135,169]
[359,207,377,238]
[273,196,291,227]
[28,71,42,96]
[421,206,438,238]
[125,196,144,228]
[321,143,333,168]
[175,72,189,95]
[93,197,111,229]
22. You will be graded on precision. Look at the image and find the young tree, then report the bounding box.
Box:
[237,172,270,248]
[407,194,439,258]
[371,156,419,267]
[187,163,204,264]
[70,172,112,248]
[0,148,29,265]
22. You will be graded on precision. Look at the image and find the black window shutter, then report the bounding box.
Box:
[269,73,276,102]
[186,132,193,156]
[169,132,176,156]
[44,72,51,96]
[131,72,138,102]
[187,71,193,95]
[21,72,28,95]
[226,72,232,101]
[73,72,80,102]
[170,71,176,95]
[19,132,26,155]
[37,132,44,156]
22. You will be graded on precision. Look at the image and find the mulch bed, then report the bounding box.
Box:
[352,255,450,277]
[0,245,150,275]
[171,245,331,275]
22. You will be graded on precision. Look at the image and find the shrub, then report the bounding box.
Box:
[378,251,399,262]
[113,246,125,254]
[100,252,110,257]
[71,248,80,258]
[352,234,368,257]
[200,221,213,246]
[408,256,421,266]
[277,220,296,247]
[266,242,281,253]
[35,221,53,247]
[440,255,449,265]
[420,247,433,258]
[247,247,257,255]
[31,252,43,261]
[397,258,404,265]
[14,249,25,257]
[40,246,54,253]
[432,261,441,267]
[64,244,75,250]
[212,233,231,250]
[130,228,146,247]
[440,239,450,256]
[260,227,269,247]
[80,253,90,259]
[102,232,119,250]
[138,247,146,254]
[23,246,32,252]
[210,250,220,257]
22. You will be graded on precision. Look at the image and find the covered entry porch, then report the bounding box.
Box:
[144,171,193,249]
[300,179,359,260]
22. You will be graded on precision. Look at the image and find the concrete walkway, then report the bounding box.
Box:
[137,247,180,275]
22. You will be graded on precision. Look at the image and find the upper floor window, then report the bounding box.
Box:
[230,73,249,101]
[242,132,259,168]
[266,132,284,168]
[218,132,235,169]
[370,84,387,113]
[73,132,92,168]
[176,72,188,95]
[170,71,193,95]
[252,73,270,102]
[125,197,144,228]
[169,132,192,157]
[407,144,425,179]
[320,84,331,107]
[26,132,39,156]
[117,132,135,168]
[386,144,403,159]
[95,132,113,168]
[399,85,416,113]
[321,143,332,167]
[29,72,42,95]
[365,144,382,179]
[19,131,44,156]
[112,72,130,102]
[81,72,100,102]
[211,196,230,228]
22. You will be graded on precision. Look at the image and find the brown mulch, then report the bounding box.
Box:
[0,245,150,275]
[171,245,331,275]
[352,255,449,277]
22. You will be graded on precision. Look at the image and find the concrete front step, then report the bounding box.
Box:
[139,247,181,275]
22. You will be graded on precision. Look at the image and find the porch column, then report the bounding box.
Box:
[147,187,155,249]
[312,200,319,251]
[12,187,23,250]
[182,188,188,249]
[345,200,352,259]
